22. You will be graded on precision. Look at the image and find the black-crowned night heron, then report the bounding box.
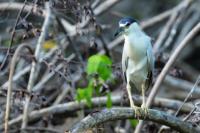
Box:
[115,17,154,116]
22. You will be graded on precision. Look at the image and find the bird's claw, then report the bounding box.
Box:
[141,104,149,118]
[131,105,141,119]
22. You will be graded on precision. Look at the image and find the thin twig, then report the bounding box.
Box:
[0,0,27,71]
[183,107,196,121]
[158,75,200,132]
[0,2,45,16]
[173,10,200,52]
[153,8,178,54]
[59,0,121,34]
[32,49,73,92]
[53,85,71,105]
[21,2,51,128]
[153,0,193,54]
[55,17,84,63]
[1,47,57,89]
[32,54,76,97]
[161,2,191,52]
[175,75,200,116]
[147,22,200,109]
[91,0,101,8]
[164,75,200,95]
[140,7,173,29]
[94,0,120,16]
[11,126,62,133]
[4,44,34,133]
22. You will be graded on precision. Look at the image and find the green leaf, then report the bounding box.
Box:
[76,87,93,107]
[129,119,139,128]
[87,54,112,80]
[76,88,85,102]
[85,87,93,107]
[106,92,112,108]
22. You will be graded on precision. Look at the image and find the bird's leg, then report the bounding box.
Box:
[141,84,148,117]
[126,84,140,118]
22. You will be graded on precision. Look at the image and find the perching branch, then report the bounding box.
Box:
[69,107,200,133]
[0,95,193,130]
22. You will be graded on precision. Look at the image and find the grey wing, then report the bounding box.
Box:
[122,51,129,83]
[146,43,154,89]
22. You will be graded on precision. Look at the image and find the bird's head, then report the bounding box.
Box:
[114,17,138,37]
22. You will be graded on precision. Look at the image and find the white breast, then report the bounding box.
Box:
[124,33,148,62]
[122,29,151,90]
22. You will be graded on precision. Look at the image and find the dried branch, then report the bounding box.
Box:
[175,75,200,116]
[32,54,75,92]
[0,0,27,71]
[0,2,45,16]
[164,76,200,95]
[55,17,84,63]
[93,0,121,16]
[162,2,190,52]
[174,11,200,50]
[177,61,200,81]
[69,107,200,133]
[147,22,200,109]
[0,95,194,130]
[58,0,121,37]
[135,22,200,133]
[21,2,51,128]
[13,126,62,133]
[4,44,34,133]
[140,6,173,29]
[1,44,59,89]
[153,0,192,54]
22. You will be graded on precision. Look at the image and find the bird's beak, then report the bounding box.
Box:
[114,27,123,37]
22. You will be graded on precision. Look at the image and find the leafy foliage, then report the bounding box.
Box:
[106,92,112,108]
[76,86,93,107]
[76,54,113,107]
[87,54,112,81]
[130,119,139,128]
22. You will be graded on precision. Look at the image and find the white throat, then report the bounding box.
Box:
[126,23,144,37]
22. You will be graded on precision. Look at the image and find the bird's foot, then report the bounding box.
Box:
[141,103,149,118]
[131,105,141,119]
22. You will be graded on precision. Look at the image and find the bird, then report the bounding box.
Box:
[115,17,154,116]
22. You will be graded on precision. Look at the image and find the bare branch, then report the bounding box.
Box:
[0,0,27,71]
[147,22,200,108]
[21,2,51,128]
[69,107,200,133]
[0,2,45,16]
[0,95,193,130]
[94,0,121,16]
[164,76,200,95]
[135,22,200,133]
[153,0,192,54]
[4,44,34,133]
[175,75,200,116]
